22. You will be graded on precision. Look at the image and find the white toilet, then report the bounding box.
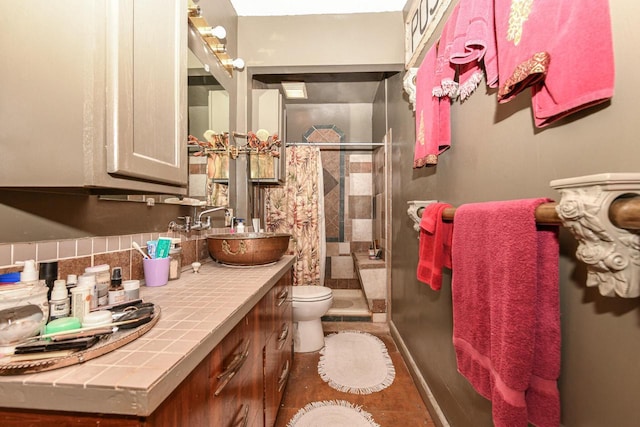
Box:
[292,285,333,353]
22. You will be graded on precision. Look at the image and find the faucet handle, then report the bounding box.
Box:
[178,216,192,226]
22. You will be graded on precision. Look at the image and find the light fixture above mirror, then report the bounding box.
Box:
[188,3,243,76]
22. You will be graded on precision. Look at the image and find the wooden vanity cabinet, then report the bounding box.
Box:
[145,309,263,427]
[0,0,188,194]
[149,269,293,427]
[0,269,294,427]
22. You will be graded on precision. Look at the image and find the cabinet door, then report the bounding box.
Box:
[146,353,212,426]
[106,0,188,186]
[264,271,293,427]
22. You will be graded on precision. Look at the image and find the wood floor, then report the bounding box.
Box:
[274,322,437,427]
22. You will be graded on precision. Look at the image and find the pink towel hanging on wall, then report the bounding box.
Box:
[450,0,498,101]
[495,0,614,127]
[414,45,451,168]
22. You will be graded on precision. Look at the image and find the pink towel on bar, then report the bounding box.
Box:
[495,0,614,127]
[414,45,450,168]
[417,203,453,291]
[451,198,560,427]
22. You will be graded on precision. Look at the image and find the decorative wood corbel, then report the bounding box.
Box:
[403,68,419,111]
[551,173,640,298]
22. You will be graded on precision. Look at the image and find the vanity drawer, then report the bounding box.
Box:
[209,309,262,427]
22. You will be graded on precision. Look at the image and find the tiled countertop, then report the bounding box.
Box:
[0,255,295,416]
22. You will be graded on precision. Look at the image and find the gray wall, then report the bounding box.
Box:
[238,13,405,70]
[389,1,640,426]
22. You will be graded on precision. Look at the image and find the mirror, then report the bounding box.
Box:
[186,49,230,207]
[100,49,230,207]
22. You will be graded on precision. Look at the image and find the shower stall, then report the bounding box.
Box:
[250,78,393,323]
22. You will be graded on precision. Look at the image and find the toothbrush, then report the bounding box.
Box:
[132,242,150,259]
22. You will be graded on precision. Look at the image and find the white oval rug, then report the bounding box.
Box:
[318,330,395,395]
[287,400,380,427]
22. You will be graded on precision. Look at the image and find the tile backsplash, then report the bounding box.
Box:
[0,229,228,283]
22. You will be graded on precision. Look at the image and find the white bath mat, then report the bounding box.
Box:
[318,330,395,395]
[287,400,380,427]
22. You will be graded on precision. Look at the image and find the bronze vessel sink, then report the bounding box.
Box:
[207,233,291,266]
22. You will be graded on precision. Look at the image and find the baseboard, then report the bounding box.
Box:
[389,320,450,427]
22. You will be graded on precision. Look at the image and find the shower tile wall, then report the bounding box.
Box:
[302,125,376,290]
[324,151,374,290]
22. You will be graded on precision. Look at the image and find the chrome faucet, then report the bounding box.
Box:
[168,206,231,232]
[192,206,230,231]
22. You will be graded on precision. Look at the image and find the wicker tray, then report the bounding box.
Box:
[0,304,160,375]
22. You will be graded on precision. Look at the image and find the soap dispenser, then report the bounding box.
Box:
[39,260,59,299]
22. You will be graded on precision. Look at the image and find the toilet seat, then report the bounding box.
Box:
[292,285,332,302]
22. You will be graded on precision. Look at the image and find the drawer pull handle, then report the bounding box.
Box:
[277,323,289,350]
[218,339,251,379]
[277,359,290,393]
[276,287,288,307]
[240,404,250,427]
[228,404,250,427]
[215,339,251,396]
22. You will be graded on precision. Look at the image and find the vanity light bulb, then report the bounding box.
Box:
[231,58,245,71]
[209,25,226,39]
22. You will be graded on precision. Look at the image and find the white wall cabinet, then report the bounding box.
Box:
[0,0,188,194]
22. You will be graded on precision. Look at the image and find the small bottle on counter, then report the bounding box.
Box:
[122,279,140,302]
[77,273,97,310]
[49,279,70,321]
[66,274,77,291]
[17,259,39,285]
[236,219,245,233]
[70,280,92,322]
[168,238,182,281]
[65,274,77,314]
[85,264,110,307]
[108,267,125,305]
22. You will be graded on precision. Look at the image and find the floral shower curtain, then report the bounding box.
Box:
[265,146,325,286]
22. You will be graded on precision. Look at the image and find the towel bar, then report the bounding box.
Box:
[419,199,640,229]
[407,173,640,298]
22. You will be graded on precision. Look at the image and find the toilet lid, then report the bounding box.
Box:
[292,285,332,301]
